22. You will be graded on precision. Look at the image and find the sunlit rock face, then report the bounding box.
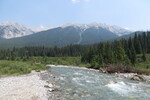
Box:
[0,22,34,39]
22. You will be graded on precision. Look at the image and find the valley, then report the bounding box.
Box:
[1,0,150,100]
[0,23,149,100]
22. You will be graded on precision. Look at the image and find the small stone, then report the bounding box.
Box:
[99,68,106,73]
[48,88,54,92]
[44,83,53,88]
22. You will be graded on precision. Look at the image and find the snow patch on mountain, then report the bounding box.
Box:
[31,27,52,32]
[61,23,88,29]
[60,22,132,36]
[0,22,34,39]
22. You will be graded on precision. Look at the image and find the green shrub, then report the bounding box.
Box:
[0,60,46,76]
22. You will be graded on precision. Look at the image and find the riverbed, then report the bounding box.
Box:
[49,66,150,100]
[0,66,150,100]
[0,71,49,100]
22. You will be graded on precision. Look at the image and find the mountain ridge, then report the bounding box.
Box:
[0,22,133,48]
[59,22,132,36]
[0,22,34,39]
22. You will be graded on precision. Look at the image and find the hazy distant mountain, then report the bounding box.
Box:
[116,31,144,40]
[31,27,52,32]
[0,22,132,48]
[0,22,34,39]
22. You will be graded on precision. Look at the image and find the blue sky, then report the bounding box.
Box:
[0,0,150,30]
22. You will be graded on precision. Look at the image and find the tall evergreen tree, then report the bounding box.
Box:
[115,41,127,63]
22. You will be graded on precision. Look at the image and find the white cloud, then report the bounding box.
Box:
[71,0,91,3]
[72,0,79,3]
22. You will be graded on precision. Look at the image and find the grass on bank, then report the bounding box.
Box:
[28,57,92,68]
[0,57,86,76]
[0,54,150,76]
[135,54,150,71]
[0,60,46,76]
[29,56,150,74]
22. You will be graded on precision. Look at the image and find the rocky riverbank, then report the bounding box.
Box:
[0,70,56,100]
[114,73,150,83]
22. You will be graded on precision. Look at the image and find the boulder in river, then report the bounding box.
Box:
[115,73,148,82]
[130,75,146,81]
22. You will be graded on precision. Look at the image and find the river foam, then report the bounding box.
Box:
[106,81,136,96]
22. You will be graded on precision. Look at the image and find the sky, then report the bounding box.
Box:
[0,0,150,31]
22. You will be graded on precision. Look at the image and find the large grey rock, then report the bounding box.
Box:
[131,75,146,81]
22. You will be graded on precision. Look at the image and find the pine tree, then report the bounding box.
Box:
[115,41,127,63]
[98,54,104,67]
[91,55,99,69]
[99,42,105,57]
[105,42,114,63]
[130,48,136,64]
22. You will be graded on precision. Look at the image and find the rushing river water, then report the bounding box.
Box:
[48,66,150,100]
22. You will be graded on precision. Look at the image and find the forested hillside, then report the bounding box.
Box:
[82,31,150,64]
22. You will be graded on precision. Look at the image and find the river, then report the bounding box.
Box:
[48,66,150,100]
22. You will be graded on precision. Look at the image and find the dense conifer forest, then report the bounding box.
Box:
[82,32,150,66]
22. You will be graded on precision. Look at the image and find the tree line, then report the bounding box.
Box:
[0,45,85,60]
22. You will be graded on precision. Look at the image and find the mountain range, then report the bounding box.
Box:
[0,22,132,48]
[0,22,34,39]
